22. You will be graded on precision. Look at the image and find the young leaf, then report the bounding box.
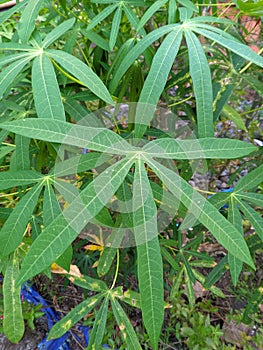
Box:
[45,49,113,104]
[32,54,65,120]
[42,18,75,48]
[17,0,44,43]
[17,157,135,285]
[133,159,164,350]
[3,254,24,343]
[48,293,104,340]
[145,157,254,268]
[136,28,183,138]
[184,30,214,137]
[111,297,142,350]
[0,182,43,256]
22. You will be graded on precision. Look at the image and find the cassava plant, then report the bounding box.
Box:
[0,0,262,348]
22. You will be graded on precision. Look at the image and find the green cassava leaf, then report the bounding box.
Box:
[17,156,135,285]
[0,170,44,190]
[236,192,263,208]
[17,0,44,43]
[97,246,117,277]
[192,26,263,68]
[87,297,109,350]
[0,118,135,154]
[3,254,24,343]
[109,25,177,93]
[14,135,30,170]
[228,198,243,286]
[235,198,263,241]
[0,56,33,98]
[221,104,247,131]
[87,3,118,30]
[0,0,28,26]
[142,137,257,159]
[32,54,65,120]
[133,159,164,350]
[42,18,75,48]
[48,293,104,340]
[136,29,182,138]
[137,0,168,30]
[109,5,122,50]
[0,182,43,256]
[43,183,61,227]
[145,157,254,268]
[69,274,108,292]
[111,297,142,349]
[235,163,263,191]
[178,0,198,12]
[184,30,214,137]
[46,49,114,104]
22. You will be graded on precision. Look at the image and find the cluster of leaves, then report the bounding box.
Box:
[0,0,262,348]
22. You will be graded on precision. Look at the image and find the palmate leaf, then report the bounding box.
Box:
[17,0,44,43]
[46,50,113,104]
[184,30,214,138]
[0,118,135,154]
[3,254,24,343]
[32,54,65,120]
[145,157,254,268]
[16,156,135,285]
[111,297,142,350]
[142,137,257,159]
[136,28,183,139]
[0,182,43,256]
[133,159,164,350]
[48,293,104,340]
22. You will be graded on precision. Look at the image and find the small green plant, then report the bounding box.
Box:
[0,0,262,348]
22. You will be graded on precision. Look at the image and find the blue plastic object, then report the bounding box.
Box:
[21,283,87,350]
